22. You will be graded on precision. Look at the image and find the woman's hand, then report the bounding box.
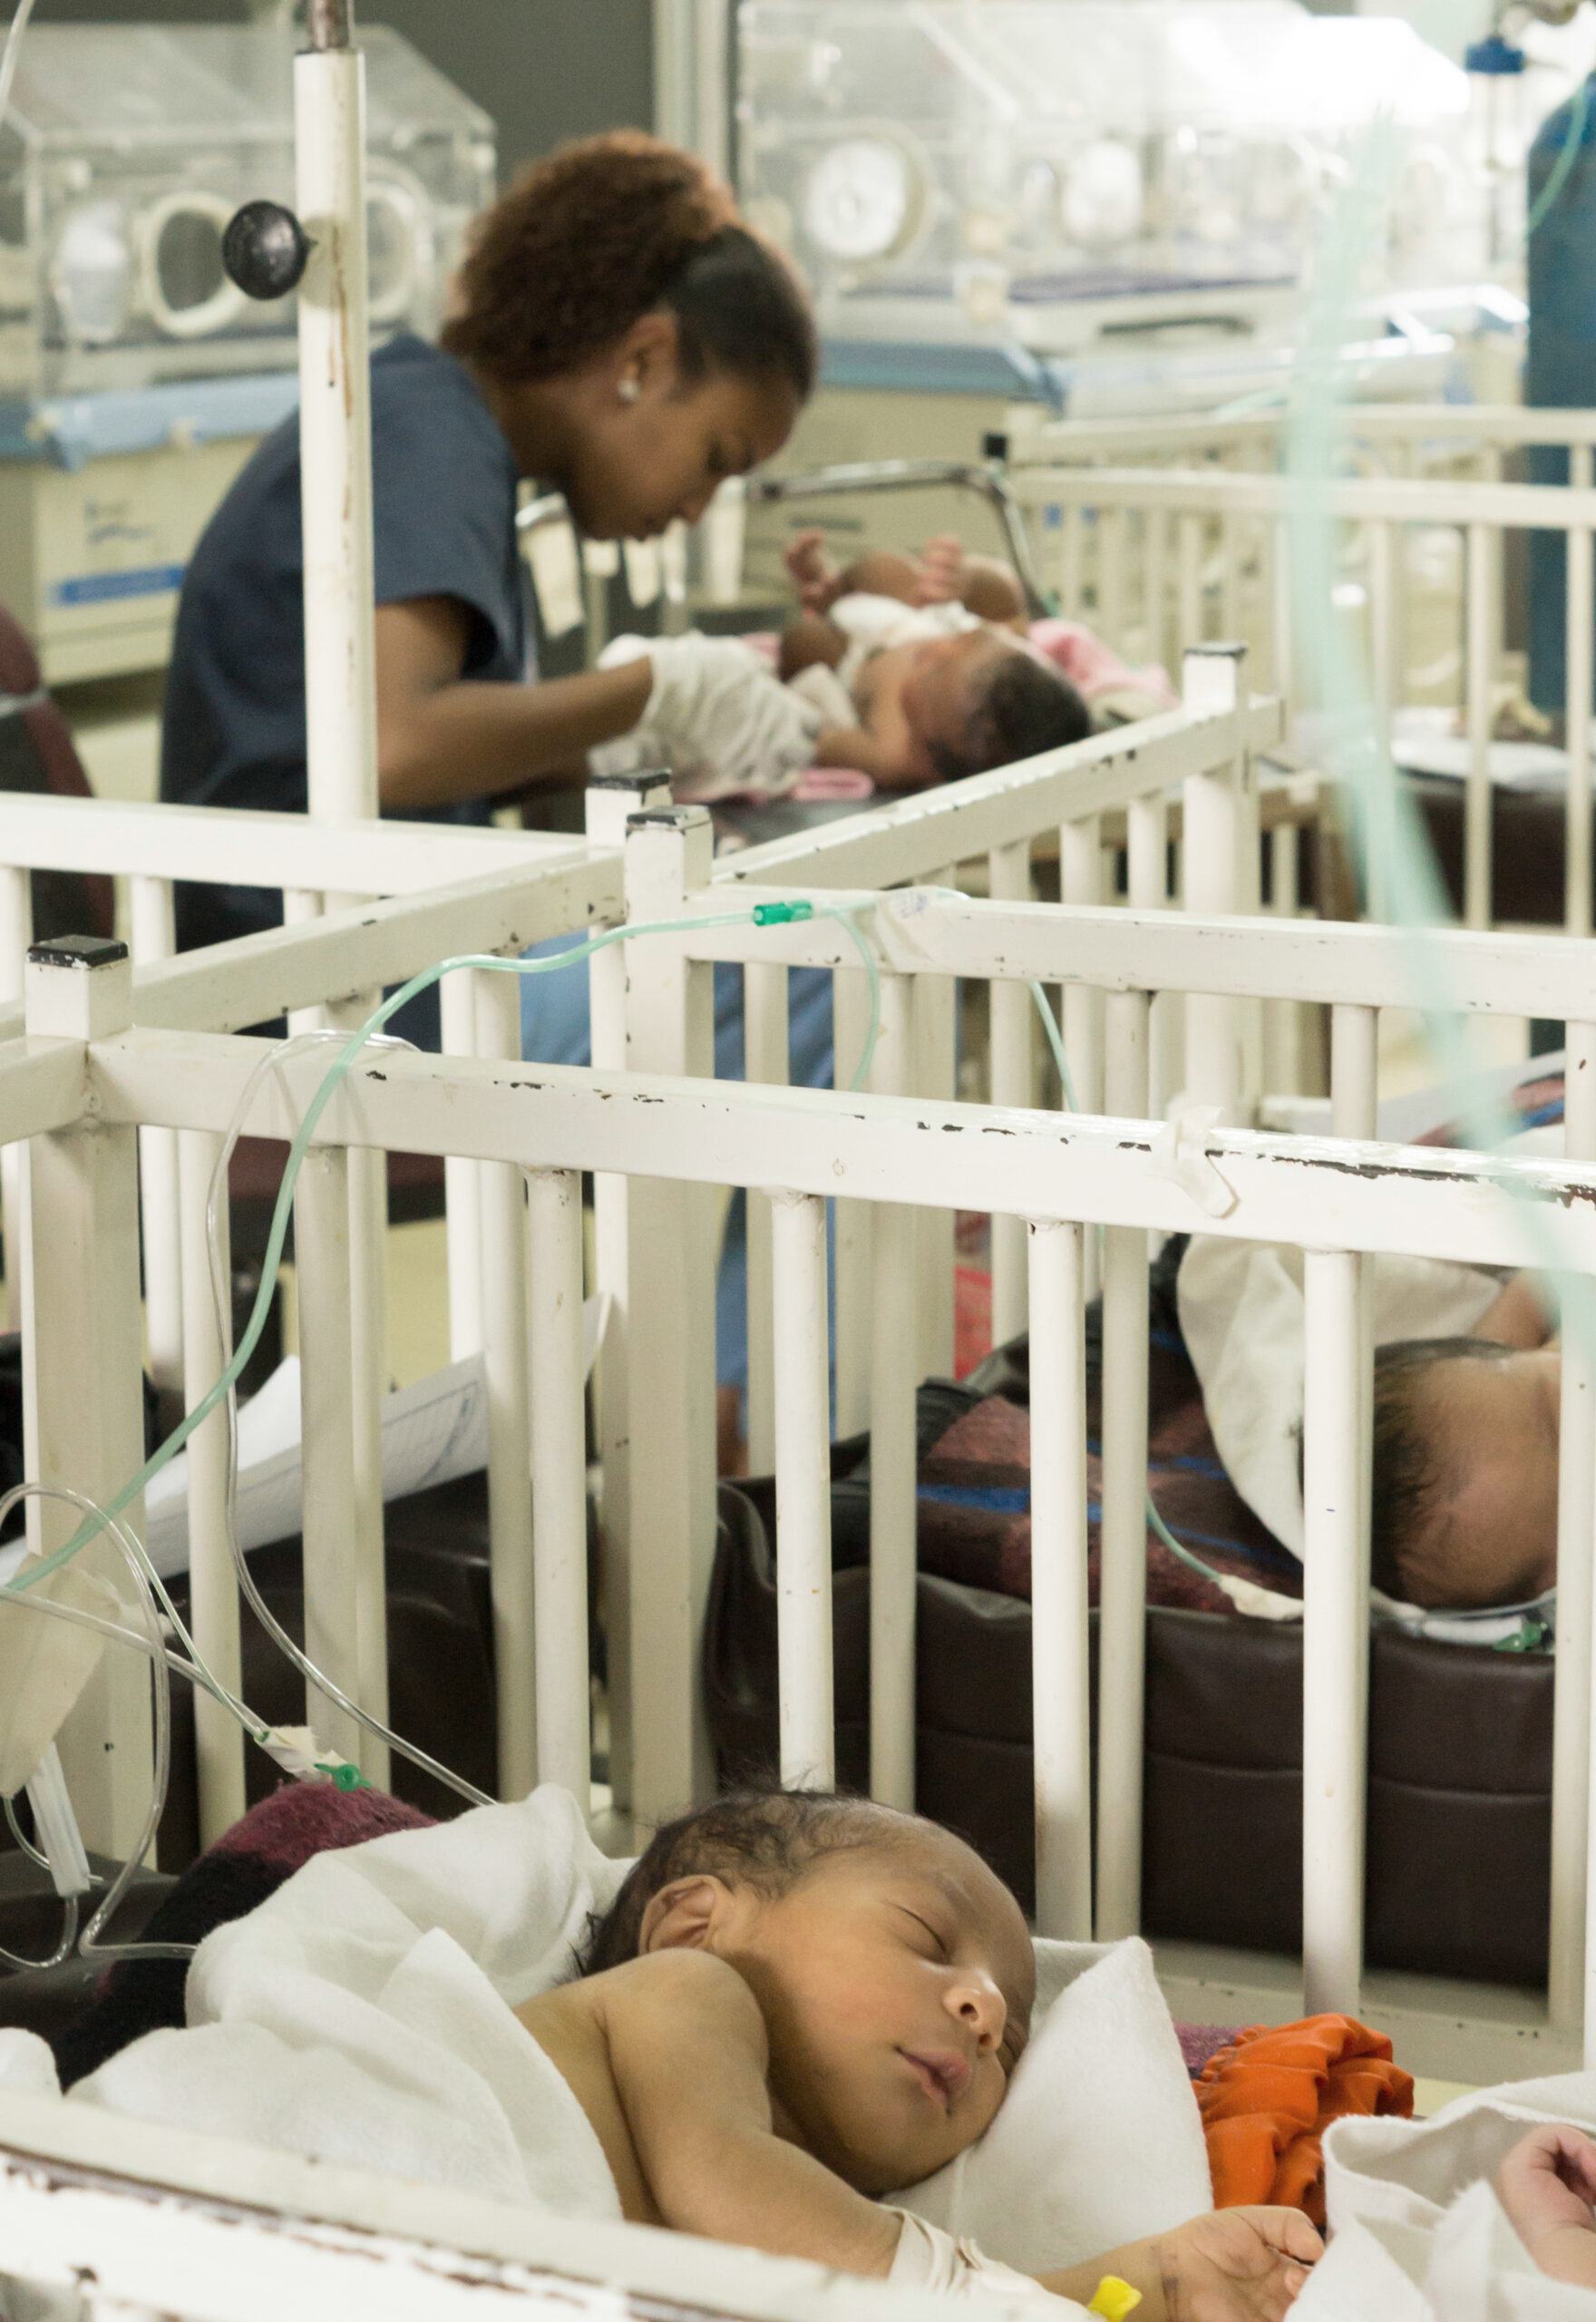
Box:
[1495,2123,1596,2287]
[642,634,821,797]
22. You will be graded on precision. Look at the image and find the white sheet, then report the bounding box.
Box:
[1296,2073,1596,2317]
[5,1788,1212,2273]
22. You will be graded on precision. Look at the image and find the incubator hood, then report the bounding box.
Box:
[0,22,495,397]
[738,0,1484,355]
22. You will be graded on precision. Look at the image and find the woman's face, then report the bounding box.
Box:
[524,314,803,542]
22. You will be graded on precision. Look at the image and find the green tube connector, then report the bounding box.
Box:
[752,900,814,925]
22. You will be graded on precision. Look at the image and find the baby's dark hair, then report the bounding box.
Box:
[579,1786,917,1976]
[929,651,1092,782]
[443,131,816,402]
[1370,1336,1519,1605]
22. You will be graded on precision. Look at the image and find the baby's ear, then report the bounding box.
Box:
[637,1874,731,1954]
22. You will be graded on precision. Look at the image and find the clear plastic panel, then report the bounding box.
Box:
[0,24,496,395]
[738,1,1483,342]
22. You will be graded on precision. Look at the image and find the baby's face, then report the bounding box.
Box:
[898,627,1017,762]
[1411,1348,1562,1608]
[727,1828,1034,2196]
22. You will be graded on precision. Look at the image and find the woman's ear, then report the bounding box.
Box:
[618,308,681,399]
[637,1873,732,1954]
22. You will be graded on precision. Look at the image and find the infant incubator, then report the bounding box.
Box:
[0,22,494,396]
[738,0,1487,356]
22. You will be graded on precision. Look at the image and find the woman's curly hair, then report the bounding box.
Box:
[442,131,815,399]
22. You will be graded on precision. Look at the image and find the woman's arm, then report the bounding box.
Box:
[375,595,652,812]
[598,1951,900,2276]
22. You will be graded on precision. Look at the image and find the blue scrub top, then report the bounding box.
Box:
[161,332,521,955]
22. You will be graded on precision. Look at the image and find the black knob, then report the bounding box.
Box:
[982,431,1009,463]
[222,200,314,300]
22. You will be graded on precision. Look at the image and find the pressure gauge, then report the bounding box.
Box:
[801,132,924,263]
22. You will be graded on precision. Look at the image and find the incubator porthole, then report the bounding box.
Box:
[140,190,247,339]
[801,133,924,262]
[366,175,423,327]
[49,200,131,346]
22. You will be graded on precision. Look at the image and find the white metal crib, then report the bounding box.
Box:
[1006,404,1596,938]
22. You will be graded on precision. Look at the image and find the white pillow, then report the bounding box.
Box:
[897,1935,1212,2273]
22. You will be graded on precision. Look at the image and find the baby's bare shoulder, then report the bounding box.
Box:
[594,1950,767,2043]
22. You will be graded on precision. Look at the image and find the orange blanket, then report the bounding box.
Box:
[1197,2014,1414,2228]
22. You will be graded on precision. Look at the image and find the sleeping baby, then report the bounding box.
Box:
[516,1786,1319,2318]
[1180,1238,1562,1618]
[591,533,1094,805]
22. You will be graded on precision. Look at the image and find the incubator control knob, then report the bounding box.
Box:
[221,200,314,300]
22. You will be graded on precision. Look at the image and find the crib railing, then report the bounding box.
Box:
[0,678,1280,1845]
[0,811,620,1849]
[12,920,1596,2072]
[0,2073,915,2322]
[1008,444,1596,937]
[646,819,1596,2043]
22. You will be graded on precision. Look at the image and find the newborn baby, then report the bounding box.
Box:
[776,532,1092,791]
[596,533,1090,804]
[1369,1269,1560,1611]
[516,1787,1319,2318]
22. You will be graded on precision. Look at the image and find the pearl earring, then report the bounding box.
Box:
[618,376,640,405]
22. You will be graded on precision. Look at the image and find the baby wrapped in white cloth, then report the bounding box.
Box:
[0,1786,1319,2317]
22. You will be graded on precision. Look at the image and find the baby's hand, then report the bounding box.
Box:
[784,530,838,611]
[914,534,966,605]
[1153,2207,1320,2321]
[1495,2123,1596,2287]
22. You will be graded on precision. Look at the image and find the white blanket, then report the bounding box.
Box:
[1298,2072,1596,2318]
[0,1788,1212,2273]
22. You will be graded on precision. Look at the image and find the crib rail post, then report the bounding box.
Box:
[1180,646,1246,1119]
[1301,1246,1369,2018]
[832,968,874,1437]
[1559,1020,1596,2039]
[325,997,389,1790]
[912,885,957,1384]
[744,961,790,1478]
[22,938,152,1856]
[475,965,535,1800]
[586,773,673,1813]
[1465,521,1494,932]
[178,1128,247,1844]
[988,839,1033,1341]
[0,863,31,1338]
[1566,523,1593,939]
[771,1189,833,1789]
[441,968,483,1362]
[129,877,182,1408]
[527,1167,590,1808]
[1027,1216,1091,1939]
[869,971,917,1810]
[621,806,718,1820]
[295,1140,362,1767]
[1096,981,1151,1942]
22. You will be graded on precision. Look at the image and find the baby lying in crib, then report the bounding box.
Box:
[516,1786,1319,2318]
[1180,1230,1562,1616]
[592,532,1114,805]
[1367,1267,1559,1613]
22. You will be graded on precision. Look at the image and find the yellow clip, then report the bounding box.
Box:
[1086,2280,1142,2321]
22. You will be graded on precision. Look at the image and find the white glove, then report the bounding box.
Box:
[637,632,822,802]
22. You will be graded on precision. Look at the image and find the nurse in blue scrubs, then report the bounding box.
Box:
[161,131,828,1453]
